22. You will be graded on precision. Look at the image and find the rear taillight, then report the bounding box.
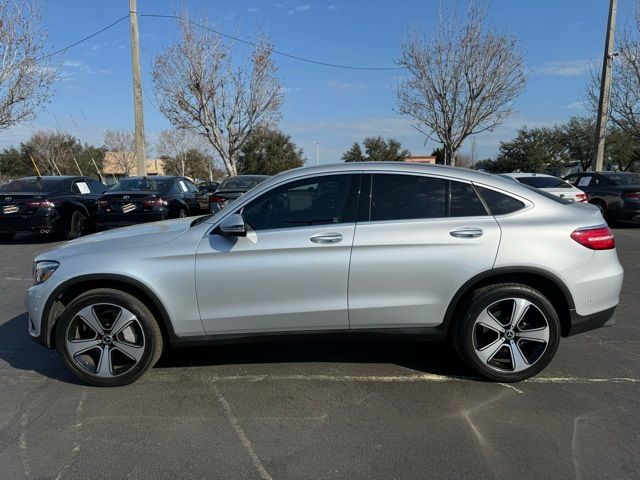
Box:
[142,198,167,208]
[96,200,109,209]
[621,192,640,200]
[570,225,615,250]
[575,193,588,203]
[25,199,55,209]
[209,195,226,203]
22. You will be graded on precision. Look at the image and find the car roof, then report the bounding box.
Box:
[19,176,75,181]
[499,172,557,179]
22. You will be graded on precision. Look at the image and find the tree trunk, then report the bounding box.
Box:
[444,145,458,166]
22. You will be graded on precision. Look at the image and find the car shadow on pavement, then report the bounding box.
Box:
[0,312,83,385]
[156,336,477,380]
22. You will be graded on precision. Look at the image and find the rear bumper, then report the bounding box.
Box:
[567,307,616,336]
[96,213,167,230]
[0,213,60,233]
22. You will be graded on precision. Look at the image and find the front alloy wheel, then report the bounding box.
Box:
[56,289,163,386]
[65,304,145,377]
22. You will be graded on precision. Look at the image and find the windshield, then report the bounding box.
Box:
[110,178,169,191]
[218,176,268,191]
[0,179,62,193]
[604,173,640,185]
[516,176,571,189]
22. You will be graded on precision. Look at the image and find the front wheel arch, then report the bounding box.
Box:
[44,275,175,350]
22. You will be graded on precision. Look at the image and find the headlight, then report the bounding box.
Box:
[32,261,59,285]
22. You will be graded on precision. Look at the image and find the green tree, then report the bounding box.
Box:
[0,146,32,178]
[496,127,567,173]
[237,127,305,175]
[607,128,640,172]
[557,117,594,172]
[342,136,411,162]
[431,147,445,165]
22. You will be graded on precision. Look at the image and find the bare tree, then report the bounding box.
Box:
[155,129,214,177]
[0,1,58,130]
[152,15,284,176]
[396,4,527,166]
[586,6,640,143]
[28,130,72,175]
[103,129,136,176]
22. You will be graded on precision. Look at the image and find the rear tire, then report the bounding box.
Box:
[55,288,163,387]
[66,210,87,240]
[455,283,560,382]
[0,232,15,241]
[590,200,608,220]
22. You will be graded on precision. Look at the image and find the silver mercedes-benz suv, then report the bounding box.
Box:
[25,163,624,386]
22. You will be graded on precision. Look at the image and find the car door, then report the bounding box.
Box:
[175,178,199,213]
[185,179,209,213]
[348,173,502,329]
[195,173,360,335]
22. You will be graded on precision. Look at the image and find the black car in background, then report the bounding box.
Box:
[564,171,640,223]
[209,175,269,212]
[0,176,107,241]
[95,176,209,230]
[197,180,220,193]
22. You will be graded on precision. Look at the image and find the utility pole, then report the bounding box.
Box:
[592,0,617,172]
[316,142,320,165]
[129,0,146,176]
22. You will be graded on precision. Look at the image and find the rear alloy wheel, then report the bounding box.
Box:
[457,284,560,382]
[67,210,87,239]
[56,289,163,386]
[591,200,607,218]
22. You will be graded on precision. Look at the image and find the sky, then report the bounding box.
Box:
[1,0,637,165]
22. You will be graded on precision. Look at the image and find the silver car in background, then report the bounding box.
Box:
[25,163,623,386]
[499,172,588,203]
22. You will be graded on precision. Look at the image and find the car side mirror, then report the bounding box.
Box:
[218,213,246,237]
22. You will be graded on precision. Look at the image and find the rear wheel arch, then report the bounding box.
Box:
[43,275,174,349]
[444,268,575,339]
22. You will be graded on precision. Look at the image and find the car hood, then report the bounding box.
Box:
[37,217,194,260]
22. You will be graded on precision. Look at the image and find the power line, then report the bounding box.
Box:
[140,13,406,71]
[37,15,129,61]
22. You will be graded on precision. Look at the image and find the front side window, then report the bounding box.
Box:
[370,174,447,221]
[242,175,355,231]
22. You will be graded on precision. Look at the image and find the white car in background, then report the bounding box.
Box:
[498,173,587,203]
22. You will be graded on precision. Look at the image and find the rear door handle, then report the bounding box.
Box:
[449,227,483,238]
[310,232,343,244]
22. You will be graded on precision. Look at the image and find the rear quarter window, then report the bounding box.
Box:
[476,187,526,215]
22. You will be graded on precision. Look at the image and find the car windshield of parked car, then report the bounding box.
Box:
[605,173,640,185]
[218,176,268,191]
[516,176,571,188]
[109,179,169,191]
[0,179,61,193]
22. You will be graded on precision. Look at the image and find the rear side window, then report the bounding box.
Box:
[371,174,446,221]
[88,179,107,194]
[477,187,525,215]
[450,181,488,217]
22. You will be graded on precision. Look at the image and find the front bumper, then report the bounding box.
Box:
[25,274,64,348]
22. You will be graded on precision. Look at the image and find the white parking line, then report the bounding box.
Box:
[157,372,640,385]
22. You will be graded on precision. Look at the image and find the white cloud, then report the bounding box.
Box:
[565,101,585,110]
[287,4,311,15]
[327,80,367,91]
[536,59,592,77]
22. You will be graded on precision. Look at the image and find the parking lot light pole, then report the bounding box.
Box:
[592,0,617,172]
[129,0,146,176]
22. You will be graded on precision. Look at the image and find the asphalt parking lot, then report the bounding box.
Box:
[0,228,639,480]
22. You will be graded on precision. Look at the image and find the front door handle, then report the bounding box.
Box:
[449,227,483,238]
[310,232,343,244]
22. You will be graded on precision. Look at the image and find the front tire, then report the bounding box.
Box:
[456,283,560,382]
[55,288,163,387]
